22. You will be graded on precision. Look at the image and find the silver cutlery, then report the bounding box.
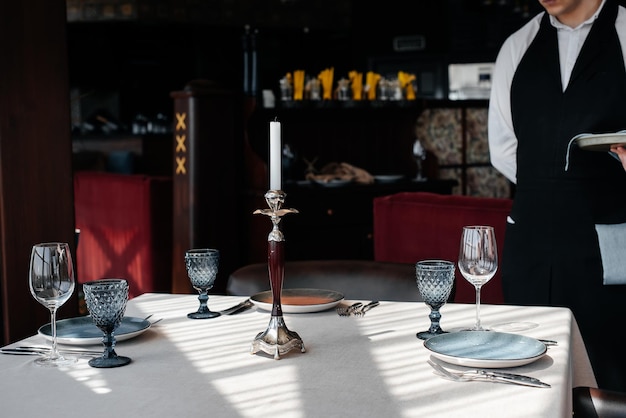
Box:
[219,298,253,315]
[353,301,380,317]
[336,302,363,317]
[2,346,102,357]
[427,360,550,388]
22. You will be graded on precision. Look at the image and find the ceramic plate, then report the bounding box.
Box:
[575,132,626,152]
[38,316,151,346]
[312,179,352,188]
[251,288,344,313]
[424,331,547,368]
[374,175,404,183]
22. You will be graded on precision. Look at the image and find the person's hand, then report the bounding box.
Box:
[609,145,626,171]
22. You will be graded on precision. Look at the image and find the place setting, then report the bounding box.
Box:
[4,242,161,367]
[414,226,552,386]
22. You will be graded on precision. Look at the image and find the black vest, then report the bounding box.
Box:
[510,0,626,222]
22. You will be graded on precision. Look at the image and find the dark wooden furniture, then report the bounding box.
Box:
[0,0,78,345]
[169,81,243,295]
[242,99,456,265]
[279,180,456,262]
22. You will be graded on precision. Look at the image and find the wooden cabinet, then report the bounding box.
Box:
[247,102,429,181]
[242,101,457,264]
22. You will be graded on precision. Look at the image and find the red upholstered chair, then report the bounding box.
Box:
[373,192,513,304]
[74,171,173,299]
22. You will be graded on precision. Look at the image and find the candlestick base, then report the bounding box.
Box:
[250,189,304,359]
[251,316,306,359]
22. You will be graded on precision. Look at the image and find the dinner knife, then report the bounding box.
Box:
[1,347,101,356]
[475,370,551,388]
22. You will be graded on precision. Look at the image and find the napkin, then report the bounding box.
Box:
[398,71,417,100]
[349,71,363,100]
[293,70,305,100]
[595,222,626,285]
[318,68,334,100]
[365,71,381,100]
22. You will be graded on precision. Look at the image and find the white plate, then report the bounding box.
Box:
[374,175,404,183]
[251,288,344,313]
[424,331,547,368]
[575,132,626,152]
[38,316,151,346]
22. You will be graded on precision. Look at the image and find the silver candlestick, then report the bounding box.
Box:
[250,189,305,359]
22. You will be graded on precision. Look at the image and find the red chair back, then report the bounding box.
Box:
[74,171,172,299]
[373,192,513,304]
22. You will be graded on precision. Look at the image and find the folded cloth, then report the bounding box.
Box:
[595,222,626,285]
[306,162,374,184]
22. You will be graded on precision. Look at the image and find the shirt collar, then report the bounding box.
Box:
[548,0,605,30]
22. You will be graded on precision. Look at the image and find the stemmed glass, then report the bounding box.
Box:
[458,225,498,331]
[29,242,78,367]
[83,278,131,368]
[415,260,455,340]
[185,248,220,319]
[413,138,427,181]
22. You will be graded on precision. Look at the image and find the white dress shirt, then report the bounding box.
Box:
[488,0,626,183]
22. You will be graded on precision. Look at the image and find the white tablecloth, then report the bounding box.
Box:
[0,293,597,417]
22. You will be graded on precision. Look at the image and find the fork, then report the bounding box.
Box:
[336,302,363,317]
[219,298,253,315]
[428,360,481,382]
[353,301,380,317]
[427,360,550,388]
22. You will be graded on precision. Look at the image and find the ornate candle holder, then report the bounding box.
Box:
[250,189,306,359]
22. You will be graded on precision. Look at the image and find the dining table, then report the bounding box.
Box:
[0,292,597,418]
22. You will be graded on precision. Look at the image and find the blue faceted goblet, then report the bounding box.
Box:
[185,249,221,319]
[83,278,131,368]
[416,260,455,340]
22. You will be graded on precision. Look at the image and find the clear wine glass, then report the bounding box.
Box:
[413,138,427,181]
[185,248,220,319]
[83,278,131,368]
[415,260,455,340]
[458,225,498,331]
[29,242,77,367]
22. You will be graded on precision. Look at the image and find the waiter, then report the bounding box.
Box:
[489,0,626,391]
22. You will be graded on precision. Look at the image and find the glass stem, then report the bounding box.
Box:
[475,286,482,330]
[197,291,209,313]
[429,308,442,333]
[50,308,60,358]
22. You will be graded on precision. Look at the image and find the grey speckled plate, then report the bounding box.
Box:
[38,316,151,346]
[424,331,547,368]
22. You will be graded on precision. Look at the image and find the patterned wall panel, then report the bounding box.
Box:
[414,106,512,199]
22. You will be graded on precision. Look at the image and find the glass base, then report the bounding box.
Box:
[33,355,78,367]
[88,355,131,368]
[459,326,489,332]
[187,310,220,319]
[416,330,447,340]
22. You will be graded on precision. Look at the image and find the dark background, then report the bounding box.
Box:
[66,0,546,129]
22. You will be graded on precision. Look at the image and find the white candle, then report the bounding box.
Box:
[269,120,282,190]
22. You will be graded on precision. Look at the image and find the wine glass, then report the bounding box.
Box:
[83,278,131,368]
[29,242,78,367]
[458,225,498,331]
[413,138,427,181]
[415,260,455,340]
[185,248,220,319]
